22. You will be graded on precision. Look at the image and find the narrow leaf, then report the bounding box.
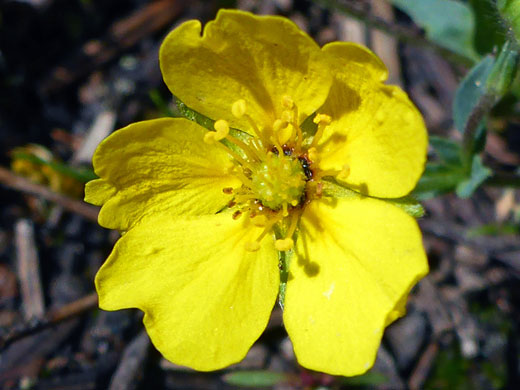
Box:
[223,371,287,387]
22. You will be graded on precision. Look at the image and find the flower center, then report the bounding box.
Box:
[250,151,306,210]
[203,96,346,252]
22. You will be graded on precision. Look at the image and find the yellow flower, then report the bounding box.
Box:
[85,10,428,376]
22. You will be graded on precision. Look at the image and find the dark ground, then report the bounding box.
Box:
[0,0,519,389]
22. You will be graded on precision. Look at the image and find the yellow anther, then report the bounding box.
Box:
[275,238,294,251]
[290,199,299,206]
[251,214,268,227]
[203,132,216,144]
[337,164,351,181]
[245,241,261,252]
[282,95,294,109]
[281,110,293,123]
[273,119,286,132]
[232,99,247,118]
[277,123,293,145]
[214,119,230,140]
[307,147,319,163]
[313,113,332,125]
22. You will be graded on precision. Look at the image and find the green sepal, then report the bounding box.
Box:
[321,179,425,218]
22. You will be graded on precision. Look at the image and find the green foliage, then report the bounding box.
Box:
[469,0,506,55]
[486,40,520,98]
[413,137,491,199]
[12,150,97,183]
[498,0,520,43]
[455,155,492,198]
[338,371,388,387]
[388,0,478,61]
[453,56,495,134]
[222,370,287,387]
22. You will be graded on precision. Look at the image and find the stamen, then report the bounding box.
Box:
[274,209,300,251]
[337,164,351,181]
[224,134,262,162]
[310,113,332,148]
[282,95,294,109]
[275,238,293,251]
[245,211,283,252]
[307,147,319,163]
[231,99,269,146]
[214,119,230,140]
[232,99,247,118]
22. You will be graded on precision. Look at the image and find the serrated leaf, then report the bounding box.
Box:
[455,154,492,198]
[223,371,287,387]
[388,0,478,60]
[429,136,463,166]
[453,55,495,133]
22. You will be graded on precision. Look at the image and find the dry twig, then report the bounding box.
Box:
[0,166,99,222]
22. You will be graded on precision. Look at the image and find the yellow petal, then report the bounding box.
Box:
[322,41,388,82]
[317,43,427,198]
[283,197,428,376]
[96,212,279,371]
[84,178,116,205]
[159,9,331,133]
[85,118,240,230]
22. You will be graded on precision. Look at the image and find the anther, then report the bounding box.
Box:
[203,132,216,144]
[310,113,332,148]
[313,113,332,125]
[245,241,261,252]
[214,119,230,140]
[232,99,247,118]
[251,214,268,227]
[337,164,351,181]
[275,238,294,251]
[222,187,234,194]
[282,95,294,109]
[307,147,319,163]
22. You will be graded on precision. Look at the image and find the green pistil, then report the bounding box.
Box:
[250,153,306,210]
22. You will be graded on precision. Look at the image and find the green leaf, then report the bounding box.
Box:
[429,136,463,166]
[498,0,520,44]
[223,371,287,387]
[339,371,388,386]
[12,151,97,183]
[486,40,520,98]
[455,154,492,198]
[469,0,506,55]
[388,0,478,60]
[453,55,495,133]
[413,163,467,200]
